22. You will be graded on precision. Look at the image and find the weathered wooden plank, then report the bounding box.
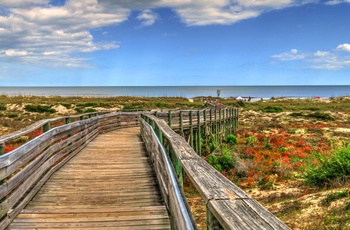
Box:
[2,128,99,226]
[140,119,196,229]
[0,124,99,200]
[0,118,99,169]
[141,114,290,230]
[6,127,170,229]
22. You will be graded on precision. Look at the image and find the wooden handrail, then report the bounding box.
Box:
[0,112,139,229]
[141,119,196,229]
[140,114,290,230]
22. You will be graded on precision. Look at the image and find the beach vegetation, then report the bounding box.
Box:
[84,108,97,113]
[322,189,349,207]
[7,113,19,118]
[261,105,283,113]
[3,95,350,229]
[0,104,6,111]
[304,147,350,188]
[225,134,238,145]
[24,105,56,113]
[207,153,235,172]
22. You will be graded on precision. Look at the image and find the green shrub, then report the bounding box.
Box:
[24,105,56,113]
[156,102,167,108]
[84,102,99,107]
[84,108,97,113]
[322,190,349,207]
[308,112,334,121]
[61,103,72,109]
[75,107,83,113]
[0,104,6,111]
[289,112,304,117]
[202,135,218,154]
[7,113,19,118]
[245,136,256,145]
[226,134,238,145]
[304,147,350,188]
[261,106,283,113]
[207,153,235,172]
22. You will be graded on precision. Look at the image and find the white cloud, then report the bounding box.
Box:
[337,43,350,52]
[0,0,129,67]
[314,51,329,57]
[0,0,50,8]
[0,0,349,68]
[137,9,158,27]
[272,44,350,70]
[271,49,306,61]
[98,0,319,26]
[324,0,350,5]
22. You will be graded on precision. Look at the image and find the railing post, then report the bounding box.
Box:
[43,121,50,133]
[0,143,4,155]
[197,110,201,156]
[150,120,156,130]
[170,148,183,187]
[206,207,224,230]
[180,111,184,137]
[168,111,172,128]
[203,109,207,137]
[157,128,163,145]
[189,111,194,148]
[214,109,218,143]
[219,109,222,143]
[222,108,227,137]
[66,117,71,124]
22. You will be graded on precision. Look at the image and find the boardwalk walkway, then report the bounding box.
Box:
[7,127,170,229]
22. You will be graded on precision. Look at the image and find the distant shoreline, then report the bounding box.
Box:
[1,86,349,98]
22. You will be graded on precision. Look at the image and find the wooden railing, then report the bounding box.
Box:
[0,108,290,230]
[0,112,139,229]
[140,112,290,230]
[150,107,238,156]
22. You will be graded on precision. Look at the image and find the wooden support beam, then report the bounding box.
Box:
[43,122,50,133]
[168,111,172,128]
[206,206,224,230]
[197,111,201,156]
[0,143,4,155]
[189,111,194,149]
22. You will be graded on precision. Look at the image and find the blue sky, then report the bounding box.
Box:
[0,0,350,86]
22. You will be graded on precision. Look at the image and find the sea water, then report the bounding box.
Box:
[0,86,349,98]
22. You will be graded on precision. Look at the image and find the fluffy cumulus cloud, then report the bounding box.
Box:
[137,9,158,27]
[1,0,350,68]
[0,0,129,67]
[98,0,307,26]
[272,44,350,70]
[337,44,350,52]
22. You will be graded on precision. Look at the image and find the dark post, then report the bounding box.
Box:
[168,111,172,128]
[197,110,201,156]
[170,148,183,187]
[0,144,4,155]
[43,121,50,133]
[66,117,71,124]
[203,109,207,137]
[189,111,194,148]
[180,111,184,137]
[206,207,224,230]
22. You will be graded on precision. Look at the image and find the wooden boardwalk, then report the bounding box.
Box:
[6,127,170,230]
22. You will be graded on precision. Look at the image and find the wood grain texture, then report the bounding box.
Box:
[141,114,290,230]
[6,127,170,230]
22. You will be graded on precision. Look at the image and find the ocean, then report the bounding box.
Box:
[0,86,349,99]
